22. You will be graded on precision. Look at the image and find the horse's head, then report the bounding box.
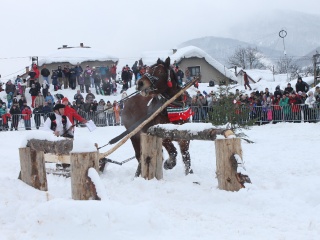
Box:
[137,57,178,97]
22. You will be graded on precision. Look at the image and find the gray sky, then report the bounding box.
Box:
[0,0,319,79]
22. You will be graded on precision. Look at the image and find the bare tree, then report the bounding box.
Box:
[228,47,247,69]
[228,47,265,69]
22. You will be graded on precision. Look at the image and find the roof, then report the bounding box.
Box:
[141,46,237,81]
[38,47,119,66]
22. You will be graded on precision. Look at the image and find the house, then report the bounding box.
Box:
[35,43,119,81]
[140,46,237,85]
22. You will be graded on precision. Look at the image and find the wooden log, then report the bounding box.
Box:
[27,139,73,155]
[19,147,48,191]
[215,138,243,191]
[140,133,163,180]
[147,126,234,141]
[99,76,199,159]
[44,154,70,164]
[70,151,100,200]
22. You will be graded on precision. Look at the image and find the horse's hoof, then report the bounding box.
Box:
[164,160,176,170]
[185,169,193,175]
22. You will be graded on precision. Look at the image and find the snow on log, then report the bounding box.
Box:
[147,126,234,141]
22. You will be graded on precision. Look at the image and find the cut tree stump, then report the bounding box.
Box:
[140,133,163,180]
[215,138,243,191]
[19,147,48,191]
[70,151,100,200]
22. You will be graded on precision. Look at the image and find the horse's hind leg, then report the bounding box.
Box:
[162,138,177,170]
[178,140,193,175]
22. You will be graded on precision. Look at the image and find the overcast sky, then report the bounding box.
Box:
[0,0,319,80]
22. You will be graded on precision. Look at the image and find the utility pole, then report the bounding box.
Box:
[279,29,288,82]
[313,53,320,86]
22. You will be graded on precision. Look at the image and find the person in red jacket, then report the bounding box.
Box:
[32,63,40,80]
[61,97,87,126]
[21,105,32,130]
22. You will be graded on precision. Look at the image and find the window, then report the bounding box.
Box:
[188,66,200,77]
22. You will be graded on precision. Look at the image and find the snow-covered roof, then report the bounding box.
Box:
[38,47,119,66]
[141,46,237,81]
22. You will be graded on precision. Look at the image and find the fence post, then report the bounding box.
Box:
[140,133,163,180]
[19,147,48,191]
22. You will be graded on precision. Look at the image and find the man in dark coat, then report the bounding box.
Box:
[295,76,309,93]
[40,65,51,84]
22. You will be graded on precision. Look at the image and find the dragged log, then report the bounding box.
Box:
[27,139,73,155]
[147,126,234,141]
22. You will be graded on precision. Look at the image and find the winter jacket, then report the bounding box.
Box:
[64,105,86,125]
[21,108,32,120]
[41,68,50,77]
[295,80,309,93]
[29,87,38,97]
[35,96,45,107]
[5,82,16,94]
[75,66,83,76]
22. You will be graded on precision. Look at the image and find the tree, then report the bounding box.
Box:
[228,47,265,69]
[275,56,301,79]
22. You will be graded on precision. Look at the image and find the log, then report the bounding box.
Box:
[215,138,244,191]
[19,147,48,191]
[140,133,163,180]
[44,154,70,164]
[70,151,100,200]
[99,76,199,159]
[27,139,73,155]
[147,126,234,141]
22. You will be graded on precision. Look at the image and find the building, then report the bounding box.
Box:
[35,43,119,81]
[140,46,237,85]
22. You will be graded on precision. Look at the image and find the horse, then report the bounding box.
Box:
[121,57,193,177]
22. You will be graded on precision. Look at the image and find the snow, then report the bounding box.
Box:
[38,47,119,66]
[1,65,320,239]
[88,168,108,200]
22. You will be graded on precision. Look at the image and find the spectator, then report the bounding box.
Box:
[42,79,49,98]
[284,83,294,94]
[33,104,42,129]
[243,71,252,90]
[69,65,77,90]
[62,65,70,89]
[56,65,64,87]
[84,66,92,93]
[45,92,55,106]
[51,70,60,91]
[42,101,52,122]
[29,84,38,108]
[40,65,51,85]
[28,68,37,87]
[5,80,16,96]
[9,105,20,131]
[99,64,108,80]
[75,63,83,87]
[85,90,95,103]
[93,70,102,95]
[113,100,121,125]
[22,104,32,127]
[32,64,40,80]
[0,103,10,131]
[78,73,85,93]
[6,92,13,109]
[305,91,316,122]
[102,78,111,95]
[175,66,184,86]
[121,66,130,92]
[96,99,106,126]
[18,96,27,110]
[74,90,84,103]
[35,92,45,108]
[110,64,117,81]
[274,85,283,98]
[105,101,114,125]
[19,79,27,96]
[112,80,117,95]
[295,76,309,93]
[279,94,290,121]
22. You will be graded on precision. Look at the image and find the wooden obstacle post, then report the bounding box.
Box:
[140,133,163,180]
[215,138,244,191]
[70,151,100,200]
[19,147,48,191]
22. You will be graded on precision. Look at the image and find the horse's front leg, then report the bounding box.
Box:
[178,140,193,175]
[162,138,177,170]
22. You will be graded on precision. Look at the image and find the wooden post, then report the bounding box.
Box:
[215,138,243,191]
[70,151,100,200]
[140,133,163,180]
[19,147,48,191]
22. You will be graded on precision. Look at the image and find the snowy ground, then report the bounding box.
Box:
[0,121,320,240]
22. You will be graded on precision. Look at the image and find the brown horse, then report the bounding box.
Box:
[121,57,193,177]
